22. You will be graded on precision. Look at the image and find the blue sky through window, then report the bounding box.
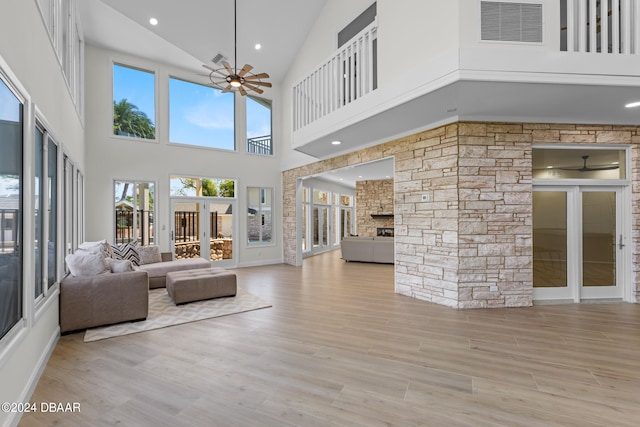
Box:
[169,78,234,150]
[113,64,271,150]
[113,64,155,127]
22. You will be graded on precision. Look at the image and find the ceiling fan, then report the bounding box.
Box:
[559,155,619,172]
[202,0,272,96]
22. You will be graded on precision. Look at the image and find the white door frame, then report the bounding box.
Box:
[170,197,237,268]
[533,185,631,302]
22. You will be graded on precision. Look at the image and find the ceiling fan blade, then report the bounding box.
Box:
[221,61,234,75]
[245,81,272,88]
[221,84,233,93]
[243,82,264,94]
[586,165,620,171]
[238,64,253,77]
[244,73,270,80]
[238,85,247,96]
[202,64,217,72]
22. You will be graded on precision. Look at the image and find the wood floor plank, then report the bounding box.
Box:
[19,250,640,426]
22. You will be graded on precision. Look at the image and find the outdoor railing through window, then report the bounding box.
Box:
[0,208,19,253]
[115,209,154,244]
[247,135,272,155]
[173,211,219,242]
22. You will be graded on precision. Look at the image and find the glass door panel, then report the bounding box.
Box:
[582,191,616,287]
[533,191,568,289]
[172,200,201,260]
[208,201,234,265]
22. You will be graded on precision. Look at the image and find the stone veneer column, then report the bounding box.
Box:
[283,122,640,307]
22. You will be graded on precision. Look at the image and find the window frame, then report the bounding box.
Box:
[168,75,236,151]
[0,66,27,351]
[112,61,158,142]
[246,95,273,156]
[113,180,157,245]
[247,186,274,246]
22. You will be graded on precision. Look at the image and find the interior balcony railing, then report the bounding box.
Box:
[293,19,378,132]
[562,0,640,53]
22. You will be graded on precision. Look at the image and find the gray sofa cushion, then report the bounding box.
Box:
[136,258,212,288]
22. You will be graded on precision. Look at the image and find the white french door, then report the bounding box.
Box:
[533,186,629,302]
[170,198,236,268]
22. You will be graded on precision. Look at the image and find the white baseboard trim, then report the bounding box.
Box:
[6,327,59,427]
[237,258,283,268]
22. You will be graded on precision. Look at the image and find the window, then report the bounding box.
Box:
[35,126,45,299]
[113,63,156,140]
[114,181,155,245]
[37,0,84,114]
[169,77,234,150]
[47,138,58,288]
[170,176,235,198]
[246,96,272,155]
[533,148,627,180]
[0,76,23,340]
[247,187,273,245]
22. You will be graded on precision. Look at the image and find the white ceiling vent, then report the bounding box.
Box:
[481,1,543,43]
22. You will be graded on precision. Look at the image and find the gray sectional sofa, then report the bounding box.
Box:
[340,236,394,264]
[60,250,212,333]
[60,270,149,333]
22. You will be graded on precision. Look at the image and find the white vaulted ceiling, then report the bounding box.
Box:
[78,0,328,82]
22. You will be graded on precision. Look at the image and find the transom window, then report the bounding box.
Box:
[533,147,627,180]
[170,176,235,198]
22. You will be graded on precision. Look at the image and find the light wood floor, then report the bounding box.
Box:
[21,251,640,426]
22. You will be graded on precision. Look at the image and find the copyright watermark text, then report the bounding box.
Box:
[1,402,81,413]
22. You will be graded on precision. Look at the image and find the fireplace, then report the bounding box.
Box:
[377,227,394,237]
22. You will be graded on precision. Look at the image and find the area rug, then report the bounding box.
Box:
[84,288,271,342]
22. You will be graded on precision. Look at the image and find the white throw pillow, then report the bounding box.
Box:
[105,257,134,273]
[65,251,110,277]
[136,245,162,265]
[78,240,112,257]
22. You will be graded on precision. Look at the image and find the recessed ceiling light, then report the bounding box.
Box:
[331,140,341,145]
[255,43,262,50]
[547,166,553,169]
[625,101,640,108]
[149,18,158,26]
[358,175,363,178]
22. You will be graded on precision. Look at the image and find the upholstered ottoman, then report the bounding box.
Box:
[166,268,236,304]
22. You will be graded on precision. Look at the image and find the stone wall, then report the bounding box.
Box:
[175,239,232,261]
[356,179,394,236]
[282,121,640,308]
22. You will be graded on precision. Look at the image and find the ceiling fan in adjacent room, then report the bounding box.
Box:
[202,0,272,96]
[559,155,620,172]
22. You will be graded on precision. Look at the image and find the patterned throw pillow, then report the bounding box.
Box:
[109,241,140,266]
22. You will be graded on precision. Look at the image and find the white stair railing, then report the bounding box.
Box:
[565,0,640,53]
[293,20,377,131]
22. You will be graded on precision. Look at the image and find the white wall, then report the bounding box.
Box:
[280,0,462,169]
[84,45,283,266]
[0,1,84,426]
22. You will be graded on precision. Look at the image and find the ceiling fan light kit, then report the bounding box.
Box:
[202,0,271,96]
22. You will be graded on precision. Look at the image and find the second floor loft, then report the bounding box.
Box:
[291,0,640,158]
